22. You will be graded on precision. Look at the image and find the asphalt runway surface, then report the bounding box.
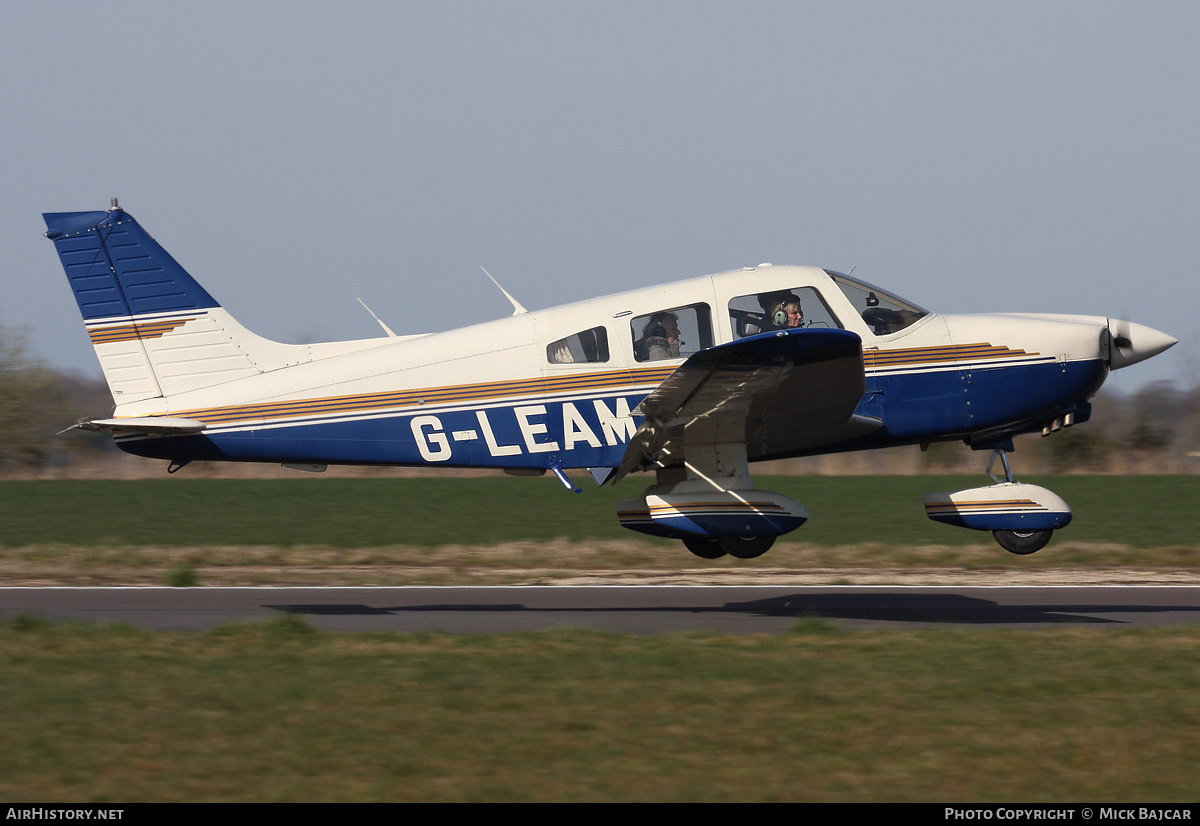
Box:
[3,586,1200,632]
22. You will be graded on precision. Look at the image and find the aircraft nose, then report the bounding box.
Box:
[1105,318,1178,369]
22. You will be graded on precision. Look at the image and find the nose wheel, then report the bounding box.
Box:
[985,448,1061,555]
[993,528,1053,555]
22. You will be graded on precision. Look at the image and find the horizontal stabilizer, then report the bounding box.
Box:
[68,417,207,436]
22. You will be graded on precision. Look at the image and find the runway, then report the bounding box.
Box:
[3,586,1200,632]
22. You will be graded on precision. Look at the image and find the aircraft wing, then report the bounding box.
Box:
[613,328,877,482]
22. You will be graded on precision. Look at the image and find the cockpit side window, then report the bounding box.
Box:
[728,287,842,339]
[827,272,929,336]
[630,303,713,362]
[547,326,610,364]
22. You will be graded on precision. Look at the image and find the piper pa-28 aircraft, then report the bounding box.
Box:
[43,203,1177,559]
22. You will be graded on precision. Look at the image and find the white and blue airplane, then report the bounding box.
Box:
[43,202,1176,559]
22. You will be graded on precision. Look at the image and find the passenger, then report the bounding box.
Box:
[635,312,682,361]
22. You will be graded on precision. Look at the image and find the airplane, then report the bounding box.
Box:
[42,201,1177,559]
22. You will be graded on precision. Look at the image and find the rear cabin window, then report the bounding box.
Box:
[630,303,713,362]
[547,326,610,364]
[728,287,842,339]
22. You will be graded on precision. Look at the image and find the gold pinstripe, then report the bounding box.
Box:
[923,499,1047,515]
[153,366,678,427]
[866,343,1041,368]
[87,317,197,344]
[102,338,1048,429]
[648,502,789,514]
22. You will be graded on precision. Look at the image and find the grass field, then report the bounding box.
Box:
[2,617,1198,802]
[1,475,1197,585]
[3,476,1199,802]
[1,474,1197,547]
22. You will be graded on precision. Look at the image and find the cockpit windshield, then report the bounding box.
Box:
[826,271,929,336]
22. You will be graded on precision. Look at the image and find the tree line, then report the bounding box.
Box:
[0,322,116,472]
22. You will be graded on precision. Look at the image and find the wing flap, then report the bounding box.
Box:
[616,329,872,480]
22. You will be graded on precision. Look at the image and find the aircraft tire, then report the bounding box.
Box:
[993,529,1052,555]
[683,537,727,559]
[718,535,776,559]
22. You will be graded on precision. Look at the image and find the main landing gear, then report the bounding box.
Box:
[922,447,1072,555]
[617,483,802,560]
[682,535,777,560]
[615,444,804,560]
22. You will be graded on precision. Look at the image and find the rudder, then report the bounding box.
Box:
[44,207,219,322]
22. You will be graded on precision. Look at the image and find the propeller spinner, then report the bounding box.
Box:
[1104,318,1177,369]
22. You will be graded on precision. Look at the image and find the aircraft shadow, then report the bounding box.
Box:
[268,593,1200,627]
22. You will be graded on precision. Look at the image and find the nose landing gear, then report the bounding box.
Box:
[993,528,1054,555]
[923,447,1072,555]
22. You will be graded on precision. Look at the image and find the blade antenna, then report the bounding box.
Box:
[481,267,528,316]
[355,296,398,337]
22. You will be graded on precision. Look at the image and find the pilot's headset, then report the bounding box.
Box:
[771,297,803,328]
[644,313,673,339]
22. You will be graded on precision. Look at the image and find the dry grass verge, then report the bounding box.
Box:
[1,539,1196,586]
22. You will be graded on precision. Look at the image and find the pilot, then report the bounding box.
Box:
[771,296,804,329]
[635,312,682,361]
[758,292,804,330]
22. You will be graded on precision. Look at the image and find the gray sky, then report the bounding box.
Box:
[5,1,1197,398]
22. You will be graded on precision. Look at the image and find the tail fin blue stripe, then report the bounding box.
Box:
[44,208,219,321]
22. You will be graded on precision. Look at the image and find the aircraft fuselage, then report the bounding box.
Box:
[108,267,1122,469]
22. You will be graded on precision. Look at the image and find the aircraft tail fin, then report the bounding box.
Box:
[43,207,220,322]
[43,204,372,404]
